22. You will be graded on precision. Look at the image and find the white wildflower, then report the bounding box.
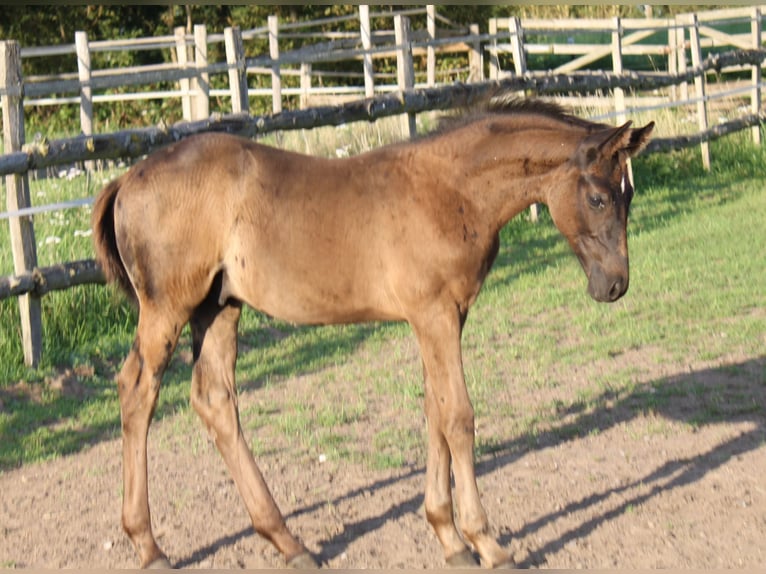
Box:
[66,167,83,180]
[335,145,350,158]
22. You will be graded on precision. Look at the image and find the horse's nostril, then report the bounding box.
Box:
[609,279,624,301]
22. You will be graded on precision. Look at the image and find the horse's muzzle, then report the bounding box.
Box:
[587,264,629,303]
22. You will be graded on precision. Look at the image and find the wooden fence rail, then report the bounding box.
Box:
[2,48,764,179]
[1,5,765,367]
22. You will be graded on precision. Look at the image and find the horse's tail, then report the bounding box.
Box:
[91,177,137,304]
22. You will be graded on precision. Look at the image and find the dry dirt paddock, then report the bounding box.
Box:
[1,342,765,570]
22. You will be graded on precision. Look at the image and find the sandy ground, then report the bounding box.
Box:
[1,343,764,570]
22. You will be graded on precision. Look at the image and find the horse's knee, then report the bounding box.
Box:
[441,405,475,446]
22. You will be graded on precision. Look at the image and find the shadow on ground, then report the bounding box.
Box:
[171,356,764,567]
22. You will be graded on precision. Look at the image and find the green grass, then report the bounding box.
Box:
[1,125,765,471]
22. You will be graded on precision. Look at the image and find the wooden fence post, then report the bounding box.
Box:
[468,23,482,82]
[685,13,711,170]
[676,16,689,103]
[488,18,500,80]
[174,26,192,122]
[394,14,417,138]
[611,17,634,189]
[1,41,43,367]
[359,5,375,97]
[300,62,311,109]
[427,5,437,86]
[192,24,210,120]
[509,16,527,78]
[268,15,282,114]
[509,16,527,100]
[611,17,627,125]
[508,16,536,221]
[75,31,95,172]
[224,26,249,114]
[751,7,762,145]
[667,21,679,102]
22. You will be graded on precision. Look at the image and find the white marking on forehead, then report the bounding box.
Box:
[621,173,627,194]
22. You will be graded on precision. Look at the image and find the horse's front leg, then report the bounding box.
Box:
[412,306,512,569]
[423,370,479,567]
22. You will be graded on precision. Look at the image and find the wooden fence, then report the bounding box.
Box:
[13,7,476,125]
[7,6,766,133]
[1,5,765,366]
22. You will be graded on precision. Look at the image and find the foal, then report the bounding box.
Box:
[92,97,654,568]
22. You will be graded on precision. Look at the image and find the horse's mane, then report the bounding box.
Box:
[430,92,607,137]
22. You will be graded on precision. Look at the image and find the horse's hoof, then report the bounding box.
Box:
[287,551,320,569]
[446,548,480,568]
[146,555,173,569]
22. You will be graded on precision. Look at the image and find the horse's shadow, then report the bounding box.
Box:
[175,356,765,567]
[504,425,762,568]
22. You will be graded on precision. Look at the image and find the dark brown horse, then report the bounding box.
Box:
[92,97,653,569]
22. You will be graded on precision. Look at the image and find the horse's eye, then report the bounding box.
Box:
[588,194,605,210]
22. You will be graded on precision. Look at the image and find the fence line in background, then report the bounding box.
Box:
[1,5,765,367]
[3,46,763,179]
[4,6,765,127]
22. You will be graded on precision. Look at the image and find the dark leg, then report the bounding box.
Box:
[189,298,316,568]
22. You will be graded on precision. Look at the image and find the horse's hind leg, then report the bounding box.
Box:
[118,304,185,568]
[189,297,316,568]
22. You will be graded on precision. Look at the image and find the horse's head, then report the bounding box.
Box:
[549,120,654,302]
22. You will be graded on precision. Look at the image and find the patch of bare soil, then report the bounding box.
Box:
[0,365,96,410]
[1,346,765,569]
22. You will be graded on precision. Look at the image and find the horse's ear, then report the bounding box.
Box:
[578,120,655,166]
[623,121,655,157]
[597,121,633,157]
[577,122,632,167]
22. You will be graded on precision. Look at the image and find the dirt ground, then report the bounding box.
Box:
[1,344,765,570]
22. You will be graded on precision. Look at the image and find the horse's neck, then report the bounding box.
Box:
[435,121,582,230]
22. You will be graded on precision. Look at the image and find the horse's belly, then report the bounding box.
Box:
[255,290,399,326]
[227,262,401,326]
